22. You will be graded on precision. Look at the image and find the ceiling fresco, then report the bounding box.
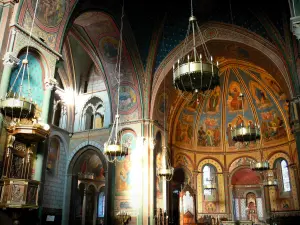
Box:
[152,57,291,153]
[72,12,142,119]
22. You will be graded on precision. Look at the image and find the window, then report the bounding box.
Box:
[203,165,212,196]
[281,160,291,192]
[98,192,105,217]
[81,97,104,131]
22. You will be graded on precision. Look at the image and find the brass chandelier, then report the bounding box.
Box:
[104,0,128,162]
[173,0,219,94]
[231,93,260,143]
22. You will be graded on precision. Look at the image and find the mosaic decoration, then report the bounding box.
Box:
[31,0,65,27]
[99,36,119,63]
[9,53,44,107]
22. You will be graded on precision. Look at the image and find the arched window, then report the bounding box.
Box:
[85,106,94,130]
[81,97,104,130]
[98,191,105,217]
[203,165,212,196]
[280,160,291,192]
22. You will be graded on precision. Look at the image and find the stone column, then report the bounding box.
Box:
[41,78,57,123]
[93,191,98,225]
[0,52,20,131]
[0,52,19,98]
[82,185,87,225]
[33,78,56,182]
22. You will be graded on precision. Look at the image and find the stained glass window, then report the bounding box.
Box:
[281,160,291,192]
[98,192,105,217]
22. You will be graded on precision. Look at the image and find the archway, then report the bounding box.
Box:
[68,147,107,225]
[230,167,265,223]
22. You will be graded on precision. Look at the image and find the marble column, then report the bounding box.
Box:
[82,185,87,225]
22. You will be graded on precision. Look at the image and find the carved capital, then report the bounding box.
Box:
[2,52,20,67]
[44,77,57,90]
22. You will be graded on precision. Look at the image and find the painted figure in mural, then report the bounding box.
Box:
[119,159,132,190]
[198,126,206,146]
[226,123,235,146]
[265,77,284,97]
[206,130,213,146]
[213,127,221,146]
[235,115,244,127]
[207,86,220,112]
[228,85,243,111]
[35,0,64,27]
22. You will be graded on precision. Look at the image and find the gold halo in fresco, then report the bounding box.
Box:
[32,0,65,27]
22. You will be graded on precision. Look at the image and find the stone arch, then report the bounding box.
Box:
[228,156,257,173]
[197,158,225,214]
[150,22,293,119]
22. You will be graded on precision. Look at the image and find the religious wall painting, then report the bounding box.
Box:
[157,92,169,115]
[99,36,119,63]
[175,110,195,145]
[204,202,217,213]
[185,94,203,112]
[197,117,221,147]
[77,153,105,181]
[46,138,60,175]
[174,154,191,169]
[249,81,272,110]
[23,12,57,48]
[31,0,65,27]
[115,131,136,194]
[260,73,286,100]
[205,86,221,114]
[260,109,286,141]
[114,85,137,113]
[227,81,246,112]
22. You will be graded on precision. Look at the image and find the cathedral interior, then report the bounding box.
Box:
[0,0,300,225]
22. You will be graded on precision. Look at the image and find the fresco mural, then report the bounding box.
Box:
[227,81,245,112]
[205,86,221,114]
[115,131,136,194]
[249,81,272,109]
[229,157,256,173]
[176,107,196,145]
[260,73,286,100]
[198,117,221,147]
[9,53,44,107]
[115,85,137,113]
[31,0,65,27]
[74,151,105,181]
[260,109,286,141]
[157,92,168,115]
[46,138,60,174]
[99,36,119,63]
